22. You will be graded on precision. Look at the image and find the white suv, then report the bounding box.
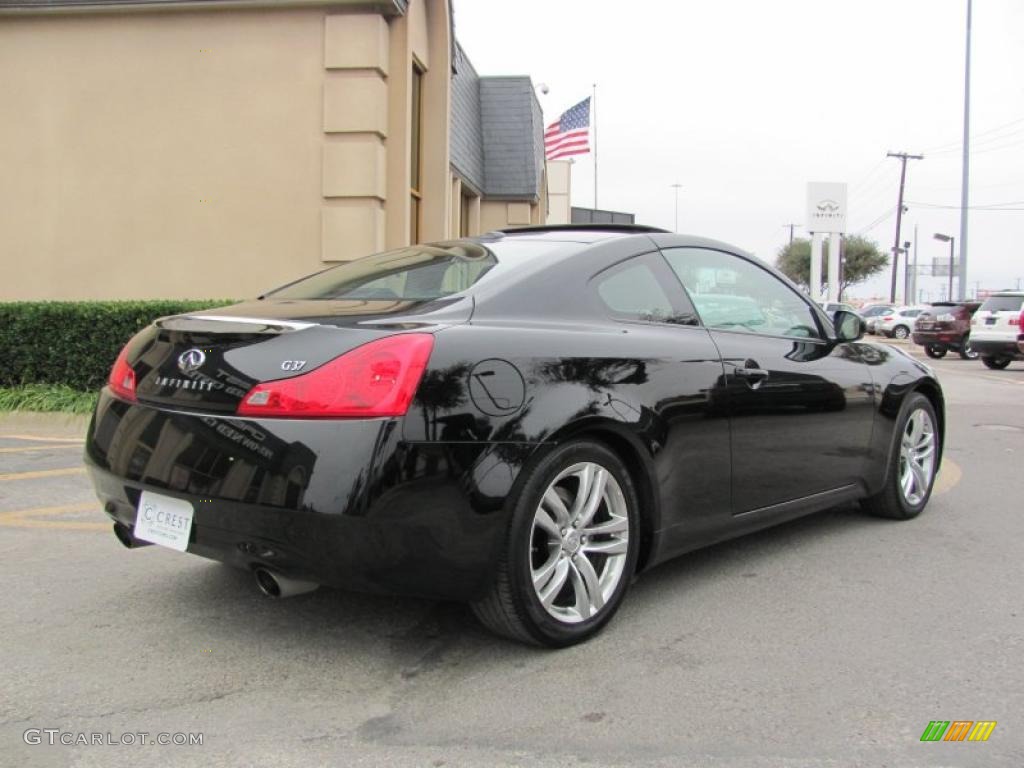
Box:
[970,291,1024,369]
[876,306,928,339]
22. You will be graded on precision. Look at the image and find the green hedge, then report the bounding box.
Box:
[2,300,234,391]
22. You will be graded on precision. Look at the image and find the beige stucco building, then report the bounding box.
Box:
[0,0,548,300]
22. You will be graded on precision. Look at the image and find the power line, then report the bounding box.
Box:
[852,206,897,236]
[920,114,1024,153]
[906,199,1024,210]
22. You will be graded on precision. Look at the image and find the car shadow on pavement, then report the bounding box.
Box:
[153,500,880,667]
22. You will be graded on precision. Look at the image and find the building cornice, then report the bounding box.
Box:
[0,0,407,16]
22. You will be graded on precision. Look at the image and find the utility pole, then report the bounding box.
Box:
[783,223,800,246]
[886,151,924,303]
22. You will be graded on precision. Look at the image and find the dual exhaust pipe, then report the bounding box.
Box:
[112,523,317,598]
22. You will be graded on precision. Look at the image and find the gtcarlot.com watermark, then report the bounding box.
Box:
[24,729,203,747]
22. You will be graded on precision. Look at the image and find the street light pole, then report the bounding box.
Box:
[948,236,955,300]
[670,183,682,232]
[958,0,972,299]
[934,233,955,300]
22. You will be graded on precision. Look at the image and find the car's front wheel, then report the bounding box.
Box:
[892,325,910,340]
[862,393,939,520]
[472,440,639,647]
[982,356,1011,370]
[925,345,947,359]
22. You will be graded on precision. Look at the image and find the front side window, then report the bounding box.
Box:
[661,247,822,339]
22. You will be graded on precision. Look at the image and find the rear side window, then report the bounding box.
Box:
[595,261,675,322]
[979,295,1024,312]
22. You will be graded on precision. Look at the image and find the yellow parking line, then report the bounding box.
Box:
[933,458,962,496]
[0,444,82,454]
[0,502,107,531]
[0,467,87,482]
[1,434,85,443]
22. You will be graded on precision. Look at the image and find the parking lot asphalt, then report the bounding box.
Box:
[2,344,1022,767]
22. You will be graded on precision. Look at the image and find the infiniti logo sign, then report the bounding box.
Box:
[177,348,206,374]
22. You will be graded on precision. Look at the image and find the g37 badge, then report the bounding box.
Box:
[281,360,307,372]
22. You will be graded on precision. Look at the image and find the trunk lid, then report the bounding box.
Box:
[126,298,470,413]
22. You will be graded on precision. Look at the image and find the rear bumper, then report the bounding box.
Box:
[85,390,519,601]
[912,329,964,347]
[969,339,1023,359]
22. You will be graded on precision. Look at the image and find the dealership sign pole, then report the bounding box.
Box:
[806,182,848,302]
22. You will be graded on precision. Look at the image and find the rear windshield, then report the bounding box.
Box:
[979,295,1024,313]
[267,240,567,301]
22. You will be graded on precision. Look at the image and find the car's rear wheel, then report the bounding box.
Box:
[958,336,979,360]
[862,393,939,520]
[925,345,947,359]
[471,441,639,647]
[892,325,910,340]
[982,356,1011,370]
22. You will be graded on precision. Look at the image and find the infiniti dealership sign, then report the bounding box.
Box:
[806,182,848,234]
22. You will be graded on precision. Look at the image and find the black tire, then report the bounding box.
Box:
[982,356,1011,370]
[471,440,640,647]
[925,345,947,359]
[892,325,910,340]
[958,336,979,360]
[862,393,940,521]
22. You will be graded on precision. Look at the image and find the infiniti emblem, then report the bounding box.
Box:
[178,348,206,373]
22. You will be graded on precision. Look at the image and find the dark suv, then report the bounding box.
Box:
[912,301,982,359]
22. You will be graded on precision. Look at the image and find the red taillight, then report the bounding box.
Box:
[108,345,137,402]
[882,315,893,322]
[237,334,434,419]
[1011,314,1021,326]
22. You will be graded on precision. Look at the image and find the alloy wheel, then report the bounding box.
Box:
[529,462,629,624]
[899,408,936,506]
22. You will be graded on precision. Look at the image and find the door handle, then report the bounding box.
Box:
[735,367,769,380]
[733,360,769,385]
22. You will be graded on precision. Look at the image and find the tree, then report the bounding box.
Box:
[776,235,888,299]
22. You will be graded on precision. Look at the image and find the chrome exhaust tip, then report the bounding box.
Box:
[254,568,318,598]
[112,522,152,549]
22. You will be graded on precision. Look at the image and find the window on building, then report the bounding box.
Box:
[410,62,424,244]
[460,190,475,237]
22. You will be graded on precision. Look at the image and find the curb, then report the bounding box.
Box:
[0,411,90,438]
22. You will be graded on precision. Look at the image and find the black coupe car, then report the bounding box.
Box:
[86,225,945,647]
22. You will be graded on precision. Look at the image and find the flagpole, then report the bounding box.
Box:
[592,83,598,209]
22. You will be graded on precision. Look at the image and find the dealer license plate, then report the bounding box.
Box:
[135,491,194,552]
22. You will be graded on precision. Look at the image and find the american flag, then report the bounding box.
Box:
[544,97,591,161]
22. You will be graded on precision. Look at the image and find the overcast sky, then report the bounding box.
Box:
[454,0,1024,302]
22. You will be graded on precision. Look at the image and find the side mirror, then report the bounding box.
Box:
[833,310,864,342]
